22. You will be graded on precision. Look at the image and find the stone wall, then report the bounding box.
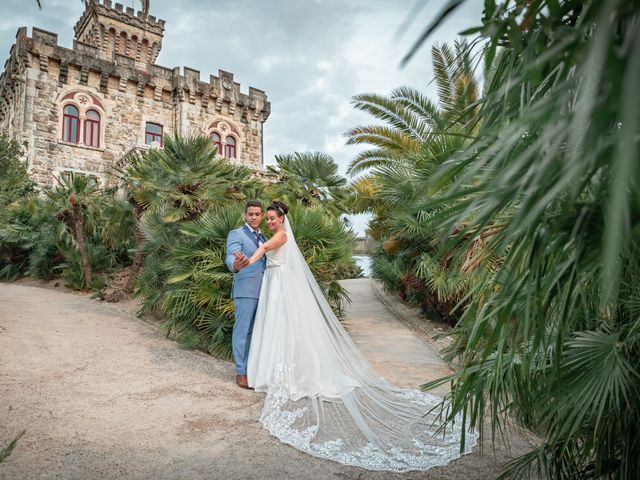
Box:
[0,3,270,189]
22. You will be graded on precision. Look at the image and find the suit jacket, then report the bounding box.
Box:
[225,225,266,299]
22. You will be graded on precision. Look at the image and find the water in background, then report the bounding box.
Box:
[353,255,373,278]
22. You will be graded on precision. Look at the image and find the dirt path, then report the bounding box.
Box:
[0,280,532,479]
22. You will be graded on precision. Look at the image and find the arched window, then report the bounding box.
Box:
[211,132,222,156]
[225,136,236,159]
[140,39,149,63]
[84,109,101,148]
[62,105,80,144]
[118,32,128,55]
[107,28,116,55]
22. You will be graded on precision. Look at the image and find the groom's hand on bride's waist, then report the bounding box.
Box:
[232,251,250,272]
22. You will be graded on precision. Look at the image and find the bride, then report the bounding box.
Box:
[244,201,476,472]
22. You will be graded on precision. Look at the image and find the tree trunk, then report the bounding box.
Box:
[106,202,144,302]
[69,195,93,290]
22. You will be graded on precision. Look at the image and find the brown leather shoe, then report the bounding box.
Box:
[236,374,250,389]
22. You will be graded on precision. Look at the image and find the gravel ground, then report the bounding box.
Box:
[0,280,534,479]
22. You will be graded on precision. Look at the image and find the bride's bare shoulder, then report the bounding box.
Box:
[266,229,287,250]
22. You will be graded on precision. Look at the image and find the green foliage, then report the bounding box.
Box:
[0,174,134,287]
[378,0,640,478]
[0,430,25,464]
[128,135,358,358]
[58,242,113,291]
[346,39,482,325]
[0,133,36,206]
[344,0,640,476]
[135,206,240,356]
[267,151,351,217]
[125,134,261,221]
[0,194,68,280]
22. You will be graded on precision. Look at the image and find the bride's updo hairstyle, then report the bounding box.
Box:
[267,200,289,217]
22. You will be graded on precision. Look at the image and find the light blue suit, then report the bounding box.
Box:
[226,224,266,375]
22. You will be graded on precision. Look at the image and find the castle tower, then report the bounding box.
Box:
[74,0,165,65]
[0,0,270,188]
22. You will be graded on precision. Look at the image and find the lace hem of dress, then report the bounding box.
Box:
[259,364,477,473]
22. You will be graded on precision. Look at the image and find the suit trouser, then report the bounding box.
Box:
[232,297,259,375]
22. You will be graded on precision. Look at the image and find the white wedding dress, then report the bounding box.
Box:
[246,217,476,472]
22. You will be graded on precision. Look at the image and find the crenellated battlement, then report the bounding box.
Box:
[0,26,270,123]
[0,0,270,186]
[74,0,166,35]
[73,0,164,65]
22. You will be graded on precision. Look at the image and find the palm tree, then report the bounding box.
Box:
[138,203,245,357]
[0,173,133,290]
[0,194,65,281]
[48,175,105,290]
[267,151,350,217]
[399,1,640,478]
[106,134,262,301]
[125,136,358,356]
[127,134,255,222]
[346,40,479,176]
[122,135,268,352]
[345,39,482,323]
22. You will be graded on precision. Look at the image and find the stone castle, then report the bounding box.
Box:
[0,0,270,187]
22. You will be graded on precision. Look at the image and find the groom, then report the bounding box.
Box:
[225,200,267,389]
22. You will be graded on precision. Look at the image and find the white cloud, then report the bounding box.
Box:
[323,134,346,154]
[315,60,333,73]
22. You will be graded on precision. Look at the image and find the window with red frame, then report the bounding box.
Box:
[225,136,236,159]
[62,105,80,144]
[84,110,101,148]
[145,122,163,146]
[211,132,223,156]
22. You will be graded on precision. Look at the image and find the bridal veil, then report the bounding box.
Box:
[255,216,477,472]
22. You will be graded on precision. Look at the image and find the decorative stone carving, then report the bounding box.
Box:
[80,66,89,85]
[59,62,68,84]
[39,54,49,72]
[99,72,109,92]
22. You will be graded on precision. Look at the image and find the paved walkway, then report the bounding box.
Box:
[341,279,453,396]
[0,280,532,479]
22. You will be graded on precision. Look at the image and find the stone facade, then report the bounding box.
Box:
[0,0,270,188]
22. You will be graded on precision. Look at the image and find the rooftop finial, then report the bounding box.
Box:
[140,0,150,16]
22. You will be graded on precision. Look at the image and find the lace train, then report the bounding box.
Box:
[259,365,476,472]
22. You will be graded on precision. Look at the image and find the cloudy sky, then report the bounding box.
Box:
[1,0,483,233]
